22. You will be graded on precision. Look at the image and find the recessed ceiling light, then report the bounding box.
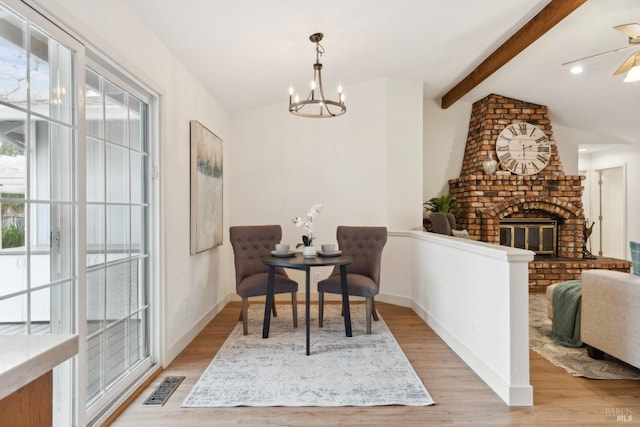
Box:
[579,148,587,152]
[570,65,584,74]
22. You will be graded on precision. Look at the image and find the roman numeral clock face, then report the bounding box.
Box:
[496,123,550,175]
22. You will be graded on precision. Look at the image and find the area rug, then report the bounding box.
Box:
[182,303,434,407]
[529,293,640,380]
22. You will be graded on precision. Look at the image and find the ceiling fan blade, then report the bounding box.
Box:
[562,45,633,66]
[613,51,640,75]
[614,23,640,42]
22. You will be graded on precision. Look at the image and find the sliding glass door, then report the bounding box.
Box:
[0,3,79,425]
[1,2,157,425]
[84,64,153,421]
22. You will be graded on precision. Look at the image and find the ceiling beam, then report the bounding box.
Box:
[441,0,586,109]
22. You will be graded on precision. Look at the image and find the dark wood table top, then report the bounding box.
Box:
[262,252,352,269]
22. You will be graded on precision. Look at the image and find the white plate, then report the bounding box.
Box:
[270,250,297,257]
[317,250,342,257]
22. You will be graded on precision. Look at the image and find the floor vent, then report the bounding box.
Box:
[142,376,185,406]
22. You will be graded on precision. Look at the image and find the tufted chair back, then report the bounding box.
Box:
[429,212,456,235]
[334,226,387,284]
[229,225,286,287]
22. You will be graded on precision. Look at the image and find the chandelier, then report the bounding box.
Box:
[288,33,346,118]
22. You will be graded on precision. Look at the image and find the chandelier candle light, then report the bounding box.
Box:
[292,204,323,257]
[289,33,346,118]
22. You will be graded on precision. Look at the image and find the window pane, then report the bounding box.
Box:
[86,136,104,202]
[86,69,104,138]
[106,321,127,386]
[0,250,27,297]
[130,151,144,204]
[31,285,51,329]
[107,205,129,262]
[87,269,105,334]
[1,198,26,249]
[87,204,105,268]
[129,259,140,312]
[104,80,127,146]
[29,27,50,117]
[128,311,146,367]
[130,205,143,257]
[0,293,26,332]
[86,333,103,403]
[106,262,129,323]
[0,105,27,197]
[0,7,27,105]
[48,38,73,125]
[129,96,144,151]
[106,143,129,203]
[48,121,74,202]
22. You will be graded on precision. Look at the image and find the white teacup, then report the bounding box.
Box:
[321,244,336,253]
[275,244,289,253]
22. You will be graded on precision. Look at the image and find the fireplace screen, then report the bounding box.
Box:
[500,218,557,256]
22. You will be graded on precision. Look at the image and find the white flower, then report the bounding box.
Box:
[292,204,323,247]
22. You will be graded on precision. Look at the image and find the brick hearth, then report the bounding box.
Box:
[528,257,631,292]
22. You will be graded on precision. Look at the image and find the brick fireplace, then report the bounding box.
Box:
[447,94,630,289]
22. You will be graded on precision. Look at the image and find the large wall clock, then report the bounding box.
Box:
[495,122,551,175]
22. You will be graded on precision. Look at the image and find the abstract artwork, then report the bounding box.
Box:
[190,120,223,254]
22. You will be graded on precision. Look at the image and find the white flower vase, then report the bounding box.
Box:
[302,246,316,257]
[483,154,497,175]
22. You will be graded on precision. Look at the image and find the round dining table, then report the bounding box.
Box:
[262,252,353,355]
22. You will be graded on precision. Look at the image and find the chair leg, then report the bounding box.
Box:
[365,297,373,334]
[272,295,278,317]
[318,292,324,327]
[371,297,379,321]
[291,292,298,328]
[241,298,249,335]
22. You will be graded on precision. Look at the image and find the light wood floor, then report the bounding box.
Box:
[108,300,640,426]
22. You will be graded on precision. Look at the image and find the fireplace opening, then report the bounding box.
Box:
[500,218,557,257]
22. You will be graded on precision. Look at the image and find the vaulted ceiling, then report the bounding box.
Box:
[123,0,640,147]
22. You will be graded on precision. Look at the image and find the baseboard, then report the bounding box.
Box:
[411,300,533,406]
[165,294,232,364]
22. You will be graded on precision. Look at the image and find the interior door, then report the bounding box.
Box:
[597,166,625,258]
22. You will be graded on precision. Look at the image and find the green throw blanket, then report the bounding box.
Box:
[549,280,583,347]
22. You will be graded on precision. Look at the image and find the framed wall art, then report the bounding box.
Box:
[190,120,223,254]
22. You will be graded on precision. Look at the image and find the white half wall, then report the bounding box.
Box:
[382,231,534,406]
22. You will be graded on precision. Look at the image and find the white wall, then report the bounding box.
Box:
[547,124,580,175]
[579,144,640,259]
[423,99,470,201]
[30,0,232,364]
[229,77,423,287]
[229,76,422,287]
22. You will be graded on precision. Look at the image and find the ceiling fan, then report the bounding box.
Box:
[562,23,640,80]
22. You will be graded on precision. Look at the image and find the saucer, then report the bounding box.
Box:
[270,250,297,258]
[317,250,342,257]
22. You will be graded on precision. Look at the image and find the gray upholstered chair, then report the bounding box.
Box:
[229,225,298,335]
[429,212,456,235]
[317,226,387,334]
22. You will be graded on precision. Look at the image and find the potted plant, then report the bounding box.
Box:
[423,194,458,214]
[423,194,458,233]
